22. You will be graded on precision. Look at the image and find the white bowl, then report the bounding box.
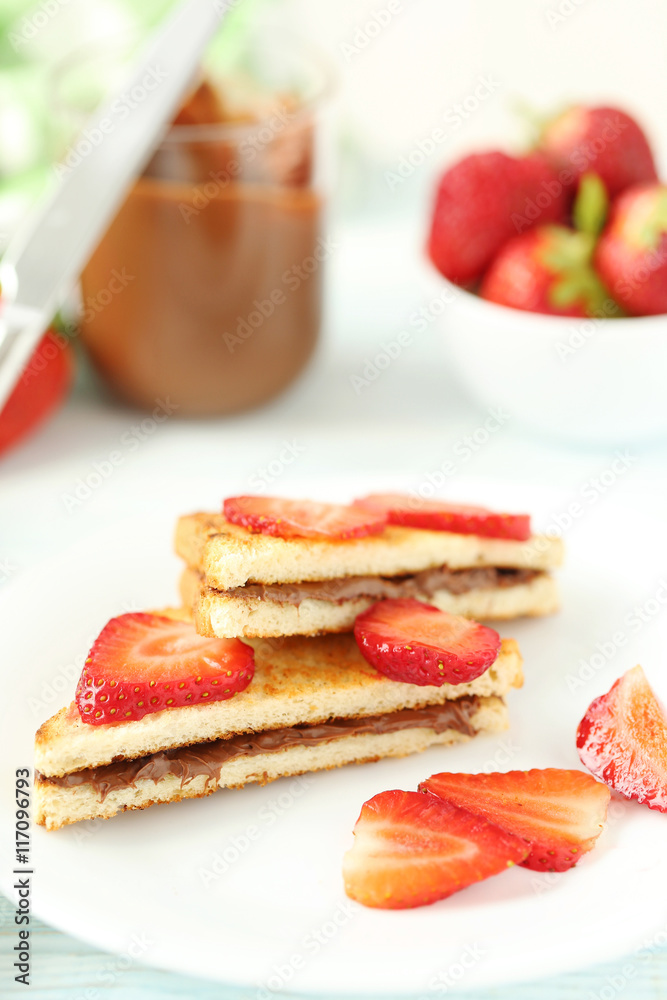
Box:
[440,276,667,446]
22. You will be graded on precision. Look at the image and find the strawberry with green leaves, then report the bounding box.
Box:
[481,174,616,317]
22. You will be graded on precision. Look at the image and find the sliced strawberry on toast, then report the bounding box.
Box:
[577,665,667,812]
[75,613,255,725]
[223,495,387,540]
[342,789,529,909]
[421,768,610,872]
[354,493,531,541]
[353,598,501,686]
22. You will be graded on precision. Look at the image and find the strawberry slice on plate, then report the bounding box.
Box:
[223,496,387,540]
[353,598,501,686]
[577,665,667,812]
[354,493,531,541]
[421,768,610,872]
[343,789,528,909]
[75,613,255,725]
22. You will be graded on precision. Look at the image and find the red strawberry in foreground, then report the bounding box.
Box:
[342,789,528,909]
[75,613,255,725]
[355,493,531,541]
[481,225,613,317]
[595,184,667,316]
[0,329,73,458]
[353,599,501,686]
[577,665,667,812]
[421,769,610,873]
[539,105,657,199]
[428,151,567,286]
[223,496,387,540]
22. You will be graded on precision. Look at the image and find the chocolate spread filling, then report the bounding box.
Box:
[224,567,538,605]
[38,697,480,801]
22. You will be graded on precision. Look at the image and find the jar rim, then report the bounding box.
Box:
[51,25,334,148]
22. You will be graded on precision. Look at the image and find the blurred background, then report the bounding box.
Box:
[0,0,666,537]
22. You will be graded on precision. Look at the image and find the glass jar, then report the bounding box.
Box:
[54,28,331,415]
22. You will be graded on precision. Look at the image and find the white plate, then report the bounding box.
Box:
[1,480,667,995]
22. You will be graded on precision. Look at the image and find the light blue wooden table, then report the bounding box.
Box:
[2,890,666,998]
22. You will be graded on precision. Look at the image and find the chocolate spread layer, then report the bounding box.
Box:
[224,566,539,605]
[38,697,480,801]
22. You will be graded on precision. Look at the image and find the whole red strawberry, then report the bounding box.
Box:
[539,105,657,199]
[0,329,73,458]
[343,789,528,909]
[594,184,667,316]
[481,225,613,317]
[428,151,567,286]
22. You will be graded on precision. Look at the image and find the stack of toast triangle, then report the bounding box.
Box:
[176,512,563,638]
[34,503,558,830]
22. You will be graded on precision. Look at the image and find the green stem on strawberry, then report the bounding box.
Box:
[573,172,609,237]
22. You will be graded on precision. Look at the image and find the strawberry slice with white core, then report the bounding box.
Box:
[354,493,531,541]
[223,496,387,540]
[75,613,255,725]
[353,598,501,686]
[421,769,610,872]
[577,665,667,812]
[342,789,529,909]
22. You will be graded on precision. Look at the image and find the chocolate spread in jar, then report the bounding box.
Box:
[79,82,323,415]
[38,697,480,801]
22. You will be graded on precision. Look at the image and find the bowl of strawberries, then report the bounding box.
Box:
[428,104,667,445]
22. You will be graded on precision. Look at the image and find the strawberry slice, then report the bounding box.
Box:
[353,598,500,686]
[223,496,387,540]
[421,769,610,872]
[75,613,254,725]
[355,493,531,541]
[577,666,667,812]
[342,789,528,909]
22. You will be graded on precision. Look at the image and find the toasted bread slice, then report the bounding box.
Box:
[35,607,522,778]
[180,567,559,638]
[175,513,564,590]
[35,696,508,830]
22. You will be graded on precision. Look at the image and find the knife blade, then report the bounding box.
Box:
[0,0,231,410]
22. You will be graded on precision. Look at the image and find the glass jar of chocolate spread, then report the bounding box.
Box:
[55,32,330,415]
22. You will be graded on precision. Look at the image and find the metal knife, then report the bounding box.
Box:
[0,0,230,410]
